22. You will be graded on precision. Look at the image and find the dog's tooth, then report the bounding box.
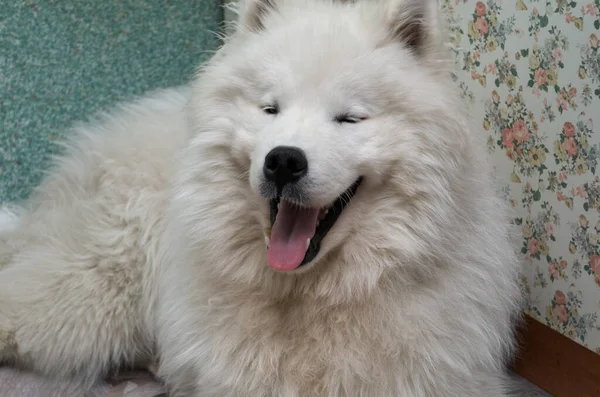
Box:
[264,235,270,247]
[306,238,311,250]
[325,209,329,215]
[277,202,281,210]
[316,220,320,227]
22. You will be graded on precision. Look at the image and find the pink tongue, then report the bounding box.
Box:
[267,201,319,271]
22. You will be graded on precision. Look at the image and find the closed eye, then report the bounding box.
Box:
[335,114,367,124]
[262,104,279,115]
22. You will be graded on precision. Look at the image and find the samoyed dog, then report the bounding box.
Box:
[0,0,521,395]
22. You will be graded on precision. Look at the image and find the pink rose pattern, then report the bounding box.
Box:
[442,0,600,353]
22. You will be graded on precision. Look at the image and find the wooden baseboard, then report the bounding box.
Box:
[513,314,600,397]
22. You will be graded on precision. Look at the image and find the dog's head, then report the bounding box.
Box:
[179,0,471,287]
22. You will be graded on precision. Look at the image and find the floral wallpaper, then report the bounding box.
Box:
[441,0,600,352]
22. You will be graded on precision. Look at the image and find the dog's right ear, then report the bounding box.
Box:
[238,0,279,32]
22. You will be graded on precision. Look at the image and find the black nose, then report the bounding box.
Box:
[263,146,308,188]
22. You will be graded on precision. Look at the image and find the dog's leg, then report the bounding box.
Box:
[0,221,152,388]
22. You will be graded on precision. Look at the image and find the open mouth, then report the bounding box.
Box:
[265,177,362,271]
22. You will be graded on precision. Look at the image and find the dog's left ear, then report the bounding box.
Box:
[238,0,280,32]
[382,0,443,58]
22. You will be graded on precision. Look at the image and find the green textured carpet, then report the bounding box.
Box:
[0,0,223,203]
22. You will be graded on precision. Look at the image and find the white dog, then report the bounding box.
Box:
[0,0,522,396]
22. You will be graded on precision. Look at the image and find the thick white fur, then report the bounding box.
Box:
[0,0,521,396]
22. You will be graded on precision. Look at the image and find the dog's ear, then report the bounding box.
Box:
[382,0,442,57]
[238,0,279,32]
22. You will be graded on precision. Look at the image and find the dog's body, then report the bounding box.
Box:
[0,0,521,396]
